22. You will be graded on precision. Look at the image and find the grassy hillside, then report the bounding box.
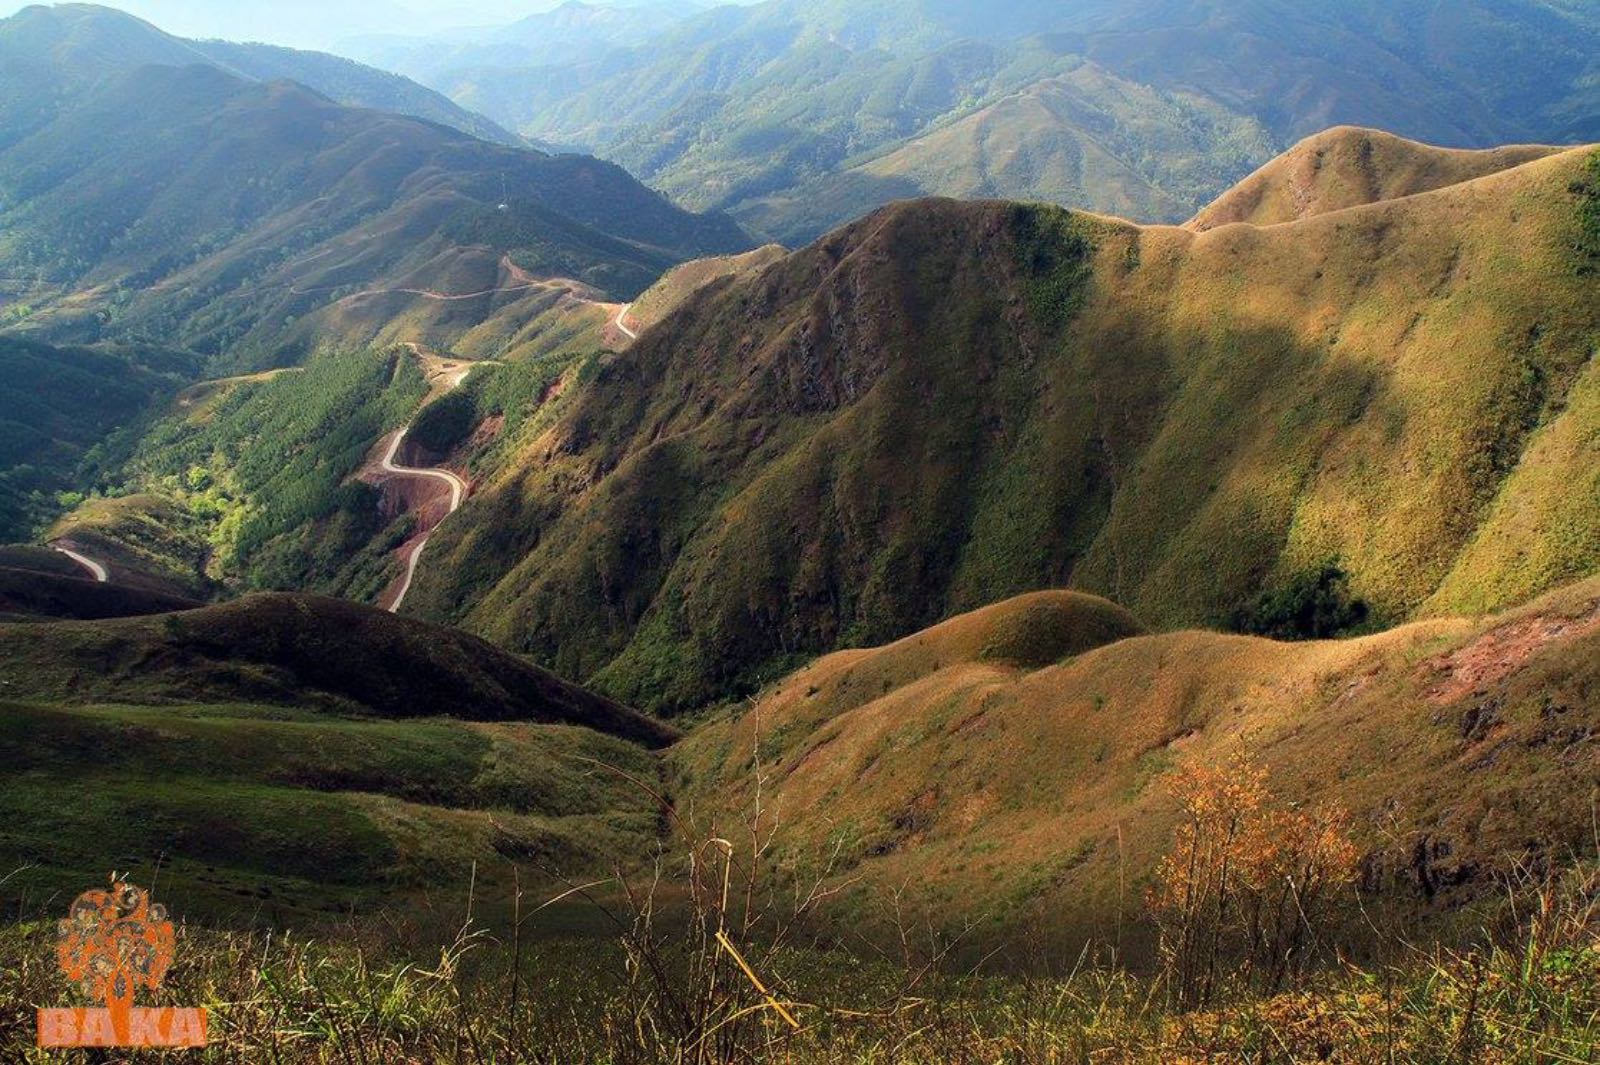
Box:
[673,576,1600,950]
[625,243,789,333]
[398,140,1600,715]
[0,699,663,918]
[1188,126,1564,230]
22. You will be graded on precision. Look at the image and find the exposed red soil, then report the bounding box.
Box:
[1422,598,1600,703]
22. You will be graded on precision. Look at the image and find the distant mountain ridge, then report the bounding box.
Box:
[345,0,707,86]
[0,4,752,366]
[0,3,521,145]
[373,0,1600,242]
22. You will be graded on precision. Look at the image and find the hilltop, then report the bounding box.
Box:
[0,592,675,916]
[395,137,1600,715]
[1187,127,1564,230]
[623,243,788,333]
[0,591,676,745]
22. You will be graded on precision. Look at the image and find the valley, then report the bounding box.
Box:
[0,1,1596,1060]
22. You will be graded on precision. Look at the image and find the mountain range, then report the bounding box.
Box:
[352,0,1600,243]
[392,130,1600,716]
[0,4,750,367]
[0,2,519,144]
[0,2,1596,1037]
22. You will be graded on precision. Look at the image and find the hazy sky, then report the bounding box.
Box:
[0,1,617,48]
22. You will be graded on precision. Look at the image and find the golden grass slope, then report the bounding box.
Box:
[1186,126,1562,230]
[1078,145,1600,629]
[674,577,1600,951]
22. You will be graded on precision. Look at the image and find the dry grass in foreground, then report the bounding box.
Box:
[0,856,1595,1064]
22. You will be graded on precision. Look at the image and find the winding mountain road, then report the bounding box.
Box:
[52,544,109,583]
[613,303,639,340]
[373,351,480,614]
[380,427,469,613]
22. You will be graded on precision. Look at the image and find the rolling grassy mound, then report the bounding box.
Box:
[673,577,1600,952]
[0,592,674,918]
[783,591,1145,723]
[407,139,1600,714]
[1187,127,1563,230]
[0,592,677,746]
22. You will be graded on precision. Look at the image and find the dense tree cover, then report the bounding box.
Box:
[0,337,181,541]
[117,348,426,590]
[409,353,586,458]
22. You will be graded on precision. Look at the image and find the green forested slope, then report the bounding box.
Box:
[0,335,182,539]
[0,6,751,368]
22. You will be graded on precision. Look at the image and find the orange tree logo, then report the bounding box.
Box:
[37,876,207,1048]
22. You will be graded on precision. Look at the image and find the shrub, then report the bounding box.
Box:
[1233,562,1370,640]
[1148,756,1360,1006]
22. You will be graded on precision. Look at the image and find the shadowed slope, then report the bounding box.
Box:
[0,592,677,746]
[0,566,199,621]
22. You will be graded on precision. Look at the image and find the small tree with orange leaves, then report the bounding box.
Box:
[1148,755,1359,1006]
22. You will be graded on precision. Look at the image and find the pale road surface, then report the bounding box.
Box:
[380,426,469,613]
[614,303,639,340]
[52,544,109,583]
